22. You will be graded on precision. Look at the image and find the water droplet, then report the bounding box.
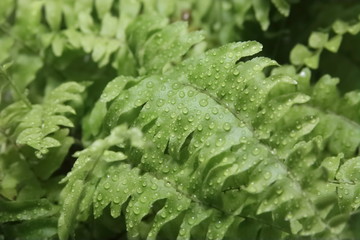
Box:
[104,182,110,190]
[97,194,103,201]
[146,81,154,88]
[264,171,272,180]
[135,99,143,106]
[114,197,120,204]
[276,187,283,195]
[252,148,260,155]
[179,228,186,236]
[215,220,222,229]
[199,99,208,107]
[139,196,147,203]
[156,99,165,107]
[162,165,170,173]
[216,138,225,147]
[133,207,140,215]
[223,122,231,131]
[188,217,195,225]
[253,64,261,71]
[128,221,134,228]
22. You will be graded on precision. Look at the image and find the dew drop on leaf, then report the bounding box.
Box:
[133,207,140,215]
[216,138,225,147]
[252,147,260,155]
[97,194,103,201]
[199,99,208,107]
[104,182,110,190]
[179,228,186,236]
[188,217,195,225]
[113,197,120,204]
[212,107,218,114]
[223,122,231,131]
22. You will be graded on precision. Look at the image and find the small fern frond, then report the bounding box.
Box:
[0,199,56,223]
[290,15,360,69]
[16,82,84,158]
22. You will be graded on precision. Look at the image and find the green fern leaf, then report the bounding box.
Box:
[0,199,56,223]
[271,0,290,17]
[99,37,360,238]
[1,218,58,240]
[82,41,326,238]
[290,17,360,69]
[58,125,144,240]
[2,1,360,239]
[16,82,84,157]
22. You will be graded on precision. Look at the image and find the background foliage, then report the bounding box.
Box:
[1,0,360,239]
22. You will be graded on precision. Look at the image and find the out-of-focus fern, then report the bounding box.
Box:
[0,77,84,205]
[0,0,294,75]
[15,82,84,158]
[290,15,360,69]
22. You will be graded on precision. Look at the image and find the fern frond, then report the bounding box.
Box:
[0,196,57,239]
[290,15,360,69]
[0,101,29,141]
[58,125,144,240]
[271,0,290,17]
[6,0,295,71]
[0,199,56,223]
[126,17,204,74]
[16,82,84,158]
[60,41,322,239]
[60,125,247,240]
[94,39,360,238]
[2,1,360,239]
[81,18,204,141]
[1,217,58,240]
[0,148,43,200]
[262,64,360,237]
